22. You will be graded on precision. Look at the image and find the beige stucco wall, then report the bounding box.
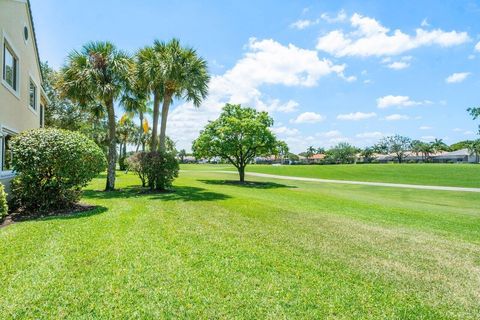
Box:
[0,0,43,134]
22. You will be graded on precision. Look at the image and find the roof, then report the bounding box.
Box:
[434,148,470,158]
[310,154,325,159]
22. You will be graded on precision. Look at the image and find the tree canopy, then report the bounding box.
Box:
[192,104,280,182]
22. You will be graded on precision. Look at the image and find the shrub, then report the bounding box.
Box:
[126,152,147,187]
[10,129,106,213]
[127,151,178,191]
[0,183,7,221]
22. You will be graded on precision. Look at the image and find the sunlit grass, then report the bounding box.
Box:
[0,170,479,318]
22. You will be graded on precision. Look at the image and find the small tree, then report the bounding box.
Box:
[192,104,278,182]
[178,149,187,163]
[325,142,359,164]
[360,147,376,163]
[467,139,480,163]
[376,135,412,163]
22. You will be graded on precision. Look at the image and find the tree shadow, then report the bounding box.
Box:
[198,179,297,189]
[82,185,231,202]
[3,205,108,227]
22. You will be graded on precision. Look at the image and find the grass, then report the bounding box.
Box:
[1,170,479,319]
[182,163,480,188]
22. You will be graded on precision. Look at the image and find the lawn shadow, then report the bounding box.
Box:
[2,205,108,228]
[83,185,231,202]
[198,179,297,189]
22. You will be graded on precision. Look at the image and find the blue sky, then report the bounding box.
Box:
[31,0,480,152]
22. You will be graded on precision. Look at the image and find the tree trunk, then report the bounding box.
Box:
[150,93,160,151]
[105,99,117,191]
[159,94,172,152]
[123,141,127,158]
[139,111,144,152]
[238,166,245,182]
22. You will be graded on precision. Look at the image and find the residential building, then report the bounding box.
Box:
[0,0,48,193]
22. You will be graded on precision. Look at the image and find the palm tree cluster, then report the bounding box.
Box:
[58,39,210,191]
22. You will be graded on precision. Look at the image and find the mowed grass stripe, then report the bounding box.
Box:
[0,171,479,319]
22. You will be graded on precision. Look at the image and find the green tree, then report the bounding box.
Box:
[325,142,359,164]
[41,62,89,130]
[121,66,150,152]
[58,42,131,191]
[178,149,187,163]
[306,146,316,159]
[376,135,412,163]
[276,141,289,163]
[431,138,449,153]
[137,39,210,151]
[192,104,278,182]
[467,107,480,134]
[450,140,473,151]
[360,147,376,163]
[467,139,480,163]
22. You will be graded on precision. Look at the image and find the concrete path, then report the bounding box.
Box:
[196,170,480,193]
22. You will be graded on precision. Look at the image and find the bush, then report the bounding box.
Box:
[10,129,106,213]
[127,151,178,191]
[0,183,7,221]
[126,152,147,187]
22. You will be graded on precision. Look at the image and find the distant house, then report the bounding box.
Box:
[308,153,325,164]
[432,149,478,163]
[0,0,49,193]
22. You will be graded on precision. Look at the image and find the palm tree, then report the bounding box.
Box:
[431,138,449,153]
[137,39,210,151]
[467,139,480,163]
[121,68,150,151]
[58,41,131,190]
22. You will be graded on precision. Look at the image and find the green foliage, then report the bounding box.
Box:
[127,152,179,190]
[360,147,376,163]
[126,152,148,187]
[192,104,278,181]
[58,41,132,191]
[10,129,106,213]
[376,135,412,163]
[0,183,7,220]
[450,140,473,151]
[325,142,359,164]
[137,38,210,151]
[467,107,480,134]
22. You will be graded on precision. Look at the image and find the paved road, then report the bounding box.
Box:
[198,170,480,193]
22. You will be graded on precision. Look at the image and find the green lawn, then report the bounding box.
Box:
[1,170,479,318]
[182,163,480,188]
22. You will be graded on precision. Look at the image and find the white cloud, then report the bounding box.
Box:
[317,130,342,138]
[421,135,436,142]
[385,114,410,121]
[316,13,470,57]
[445,72,470,83]
[337,111,377,120]
[271,126,300,136]
[291,112,325,124]
[475,41,480,52]
[464,130,475,135]
[453,128,463,132]
[167,38,346,150]
[387,61,410,70]
[290,19,318,30]
[421,18,430,27]
[355,131,384,139]
[320,10,347,23]
[377,95,423,108]
[419,126,432,130]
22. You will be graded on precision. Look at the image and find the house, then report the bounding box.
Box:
[308,153,325,164]
[432,149,478,163]
[0,0,49,193]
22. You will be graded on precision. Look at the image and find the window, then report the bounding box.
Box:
[29,79,37,110]
[3,42,18,91]
[1,134,13,171]
[40,104,44,127]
